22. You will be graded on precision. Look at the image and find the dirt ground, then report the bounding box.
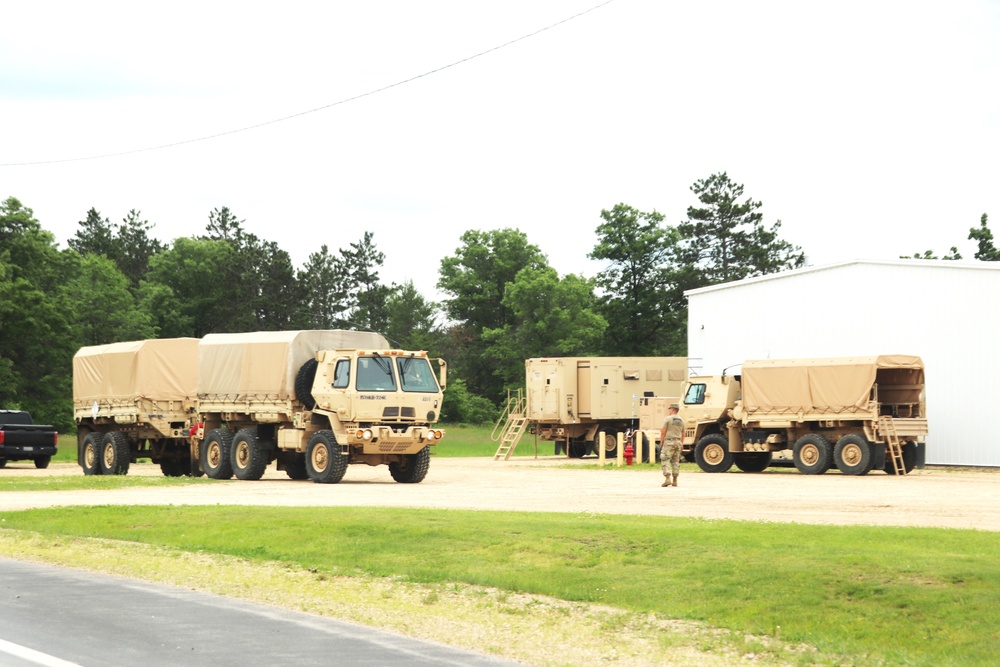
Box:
[2,457,998,531]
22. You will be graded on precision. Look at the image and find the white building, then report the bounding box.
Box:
[685,259,1000,467]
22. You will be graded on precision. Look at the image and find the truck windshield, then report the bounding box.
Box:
[356,356,397,391]
[396,357,439,393]
[684,383,706,405]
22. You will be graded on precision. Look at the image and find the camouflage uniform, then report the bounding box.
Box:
[660,409,684,485]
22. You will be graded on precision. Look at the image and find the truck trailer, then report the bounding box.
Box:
[525,356,688,457]
[73,330,447,483]
[680,355,928,475]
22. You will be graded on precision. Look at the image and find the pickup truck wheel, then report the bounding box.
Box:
[295,359,319,411]
[793,434,832,475]
[100,432,131,475]
[306,431,347,483]
[694,433,733,473]
[33,455,51,469]
[201,429,234,479]
[389,446,430,484]
[231,428,269,481]
[733,451,771,473]
[834,434,872,475]
[884,441,918,475]
[81,433,101,475]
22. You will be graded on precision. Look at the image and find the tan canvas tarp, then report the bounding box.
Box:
[199,330,389,399]
[741,355,924,413]
[73,338,199,404]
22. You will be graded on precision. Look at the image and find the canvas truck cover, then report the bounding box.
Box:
[740,355,925,414]
[198,330,389,400]
[73,338,200,405]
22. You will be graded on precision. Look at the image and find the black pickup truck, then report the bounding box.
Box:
[0,410,58,468]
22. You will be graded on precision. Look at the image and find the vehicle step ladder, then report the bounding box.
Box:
[493,390,528,461]
[879,416,906,475]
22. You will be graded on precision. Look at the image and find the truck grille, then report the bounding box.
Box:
[382,407,416,420]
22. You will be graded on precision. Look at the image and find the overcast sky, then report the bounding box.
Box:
[3,0,999,302]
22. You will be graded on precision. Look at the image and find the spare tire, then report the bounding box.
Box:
[295,358,319,410]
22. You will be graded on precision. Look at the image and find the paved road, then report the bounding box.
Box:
[0,559,520,667]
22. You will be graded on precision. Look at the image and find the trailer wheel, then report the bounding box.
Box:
[306,430,347,484]
[695,433,733,473]
[295,358,319,410]
[568,439,587,458]
[201,428,234,480]
[641,433,660,463]
[232,428,269,481]
[81,433,101,475]
[284,455,309,480]
[834,434,872,475]
[793,434,832,475]
[389,446,431,484]
[100,431,131,475]
[733,451,771,473]
[884,441,918,475]
[159,459,184,477]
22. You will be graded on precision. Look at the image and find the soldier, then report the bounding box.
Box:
[659,403,684,487]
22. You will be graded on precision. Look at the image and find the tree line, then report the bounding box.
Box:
[2,172,809,430]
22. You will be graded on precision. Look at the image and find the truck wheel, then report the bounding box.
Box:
[295,359,319,410]
[389,446,431,484]
[694,433,733,473]
[601,431,619,458]
[81,433,101,475]
[306,430,347,484]
[733,451,771,473]
[793,434,832,475]
[159,460,184,477]
[284,455,309,480]
[34,455,51,469]
[834,434,872,475]
[100,431,131,475]
[232,428,269,481]
[568,439,587,459]
[641,434,659,463]
[884,441,917,475]
[201,429,234,480]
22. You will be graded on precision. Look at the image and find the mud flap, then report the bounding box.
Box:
[914,441,926,469]
[872,442,887,470]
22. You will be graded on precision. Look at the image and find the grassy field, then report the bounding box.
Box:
[1,505,997,666]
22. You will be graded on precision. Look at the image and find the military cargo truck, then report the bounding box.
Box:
[73,331,447,484]
[73,338,200,476]
[195,330,446,483]
[680,355,928,475]
[525,357,688,457]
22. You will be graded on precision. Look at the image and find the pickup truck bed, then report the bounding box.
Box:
[0,410,59,468]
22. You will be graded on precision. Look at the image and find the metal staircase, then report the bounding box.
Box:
[493,389,528,461]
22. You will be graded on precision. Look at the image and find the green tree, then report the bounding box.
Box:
[68,208,164,292]
[68,208,115,258]
[904,248,962,260]
[482,267,606,389]
[677,172,804,289]
[384,280,446,353]
[297,244,350,328]
[65,254,155,345]
[437,228,548,402]
[969,213,998,261]
[589,203,684,356]
[344,231,393,333]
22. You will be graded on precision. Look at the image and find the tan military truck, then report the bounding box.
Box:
[680,355,928,475]
[73,338,200,476]
[525,356,688,457]
[196,330,447,483]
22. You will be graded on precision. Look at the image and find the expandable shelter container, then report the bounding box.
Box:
[686,259,998,466]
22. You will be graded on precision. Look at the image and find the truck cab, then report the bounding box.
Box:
[677,374,741,446]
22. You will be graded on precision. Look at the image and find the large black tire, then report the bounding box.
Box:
[793,434,832,475]
[231,428,269,481]
[295,358,319,410]
[694,433,734,473]
[389,446,431,484]
[884,441,918,475]
[284,455,309,480]
[34,455,51,469]
[834,434,873,476]
[159,459,185,477]
[733,451,771,473]
[0,458,6,469]
[81,433,101,475]
[201,428,234,480]
[568,439,587,459]
[306,430,348,484]
[100,431,131,475]
[640,434,659,463]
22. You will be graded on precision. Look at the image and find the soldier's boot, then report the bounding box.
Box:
[672,475,679,487]
[661,476,672,487]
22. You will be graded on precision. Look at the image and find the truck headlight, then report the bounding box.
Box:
[355,428,373,441]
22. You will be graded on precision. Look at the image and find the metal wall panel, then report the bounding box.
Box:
[686,260,1000,467]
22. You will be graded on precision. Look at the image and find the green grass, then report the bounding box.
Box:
[0,474,211,492]
[1,505,996,666]
[436,423,560,457]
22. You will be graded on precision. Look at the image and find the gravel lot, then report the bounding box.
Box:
[2,457,998,531]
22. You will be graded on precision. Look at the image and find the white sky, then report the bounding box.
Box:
[3,0,999,303]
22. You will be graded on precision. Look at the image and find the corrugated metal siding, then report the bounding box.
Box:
[686,260,1000,467]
